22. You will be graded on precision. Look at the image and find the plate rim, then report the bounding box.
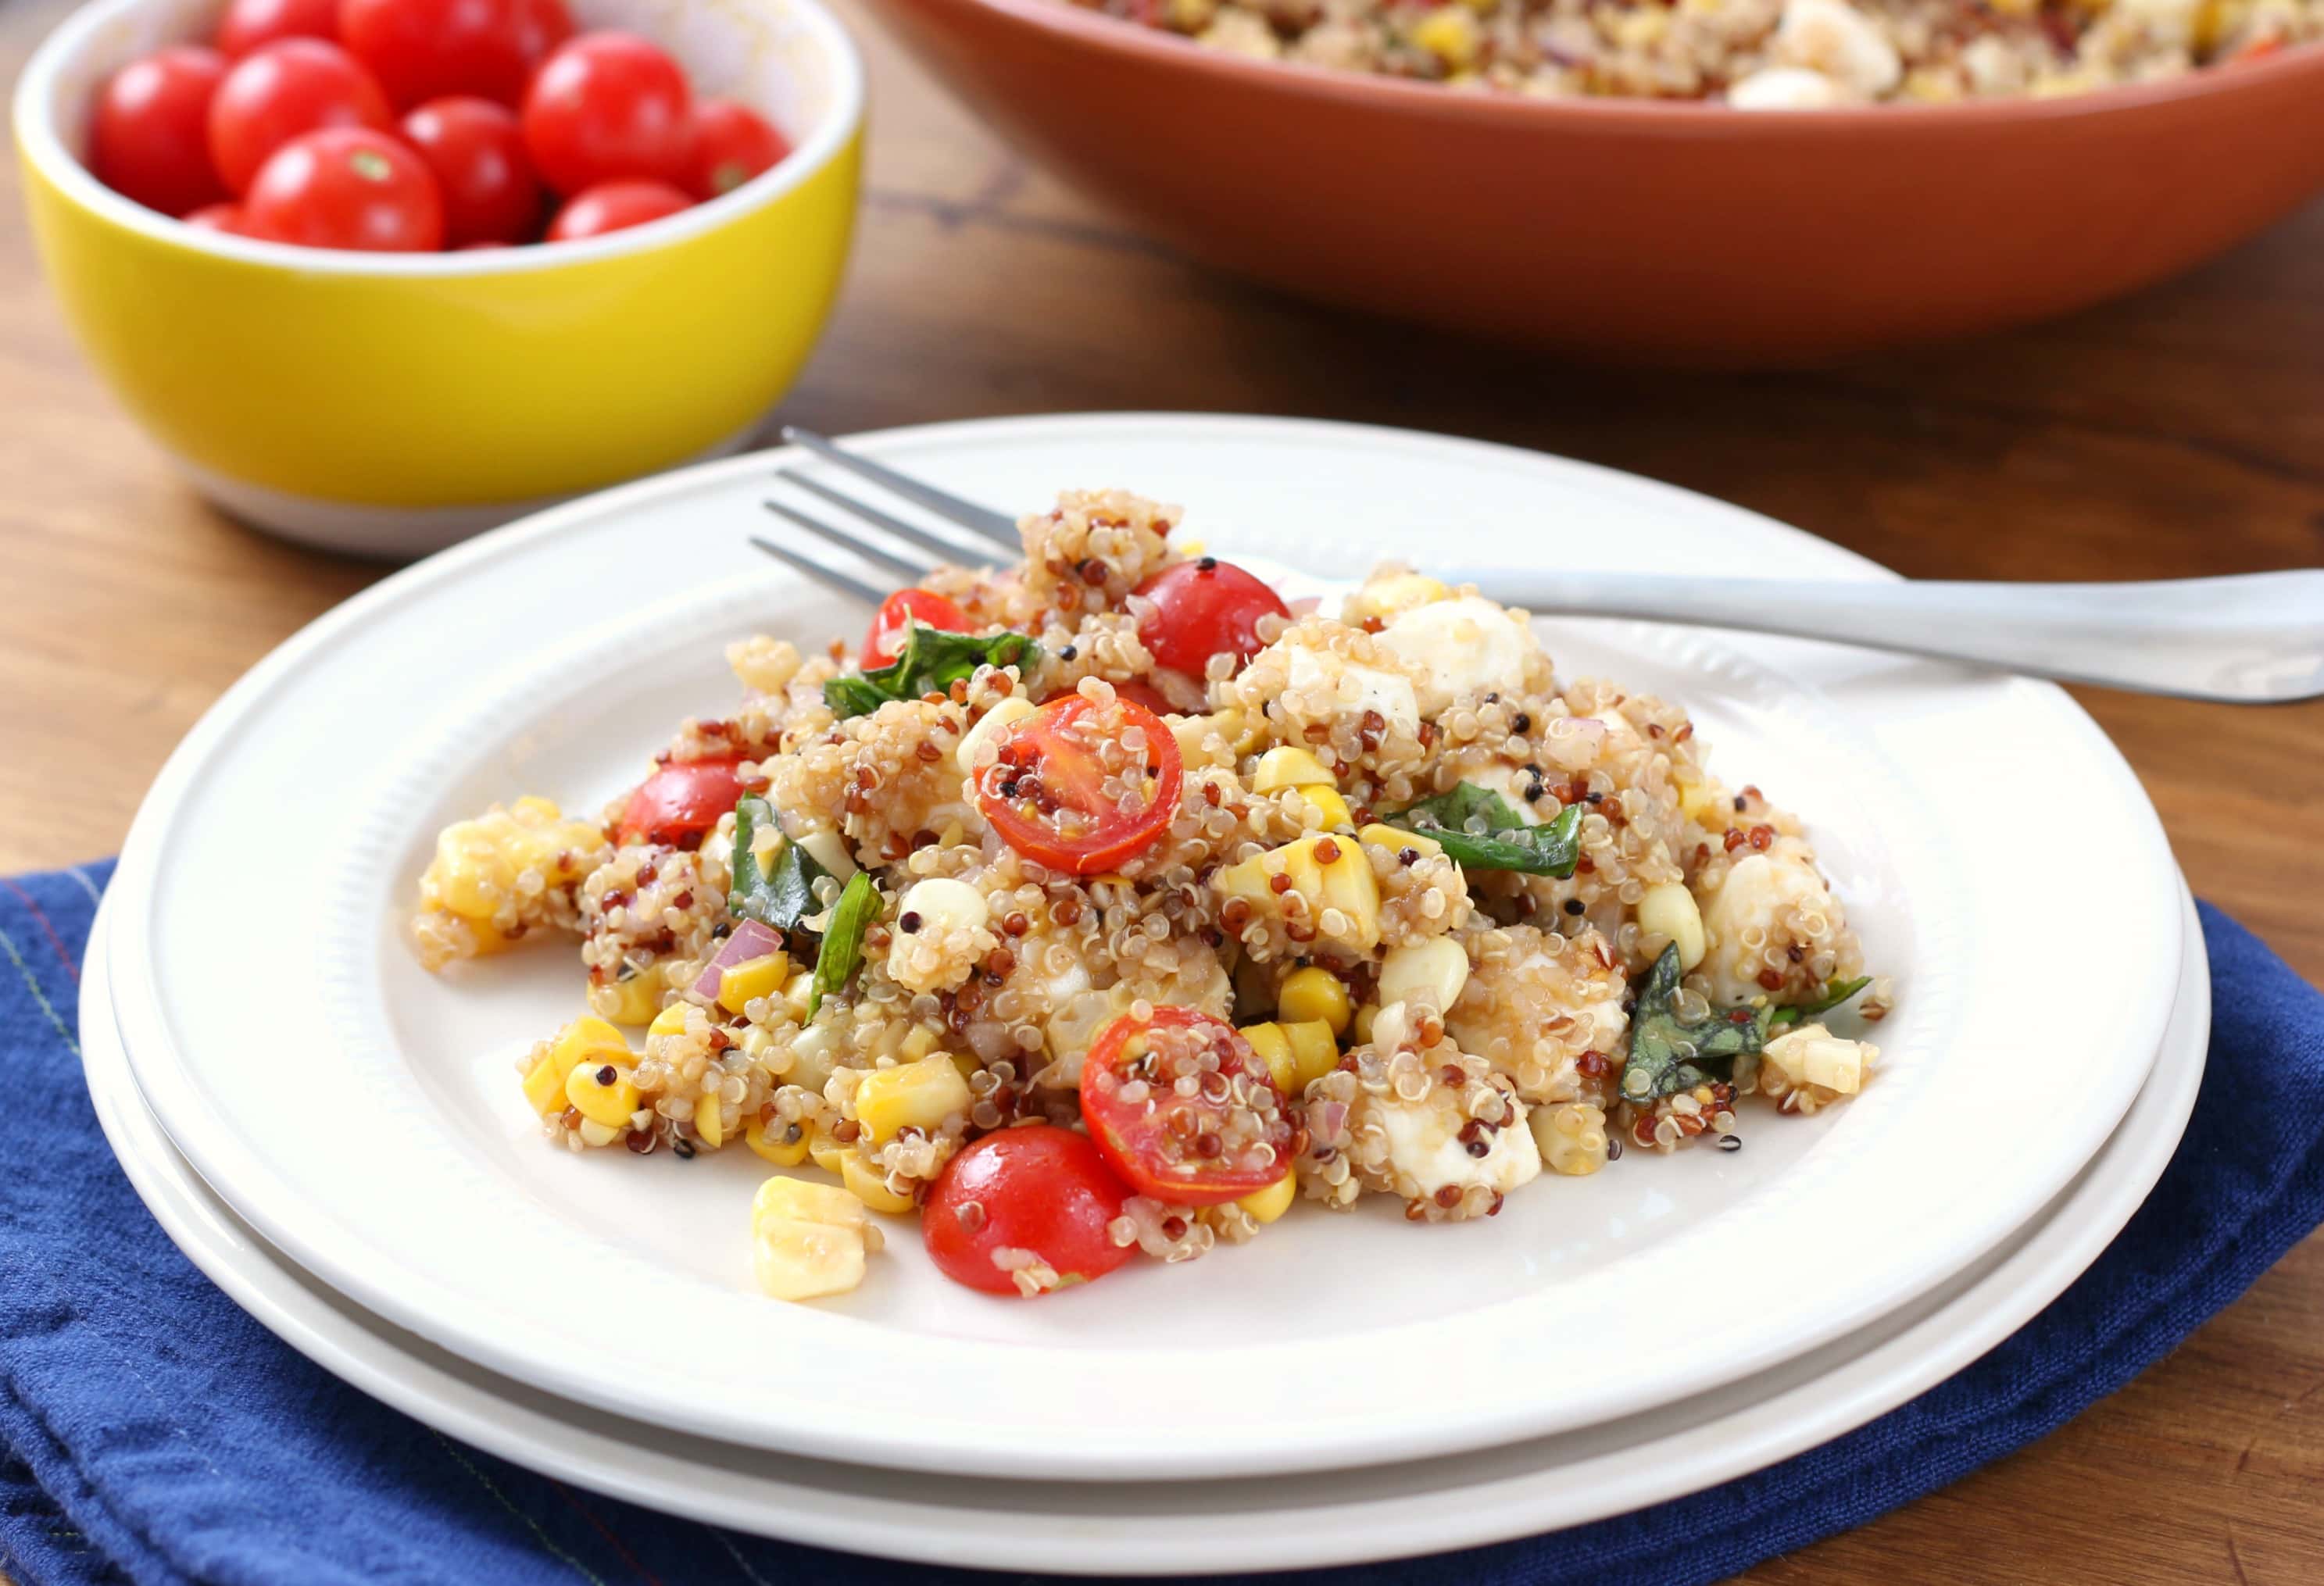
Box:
[102,413,2186,1478]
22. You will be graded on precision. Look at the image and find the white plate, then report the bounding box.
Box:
[83,880,2207,1573]
[106,415,2184,1480]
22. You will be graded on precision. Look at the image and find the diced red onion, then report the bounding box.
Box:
[695,917,783,1000]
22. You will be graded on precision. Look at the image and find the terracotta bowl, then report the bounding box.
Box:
[859,0,2324,364]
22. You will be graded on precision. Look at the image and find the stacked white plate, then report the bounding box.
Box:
[84,416,2204,1573]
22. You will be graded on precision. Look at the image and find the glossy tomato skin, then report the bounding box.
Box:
[688,98,789,198]
[972,693,1183,877]
[520,32,692,196]
[616,755,746,847]
[923,1126,1135,1297]
[208,38,392,195]
[216,0,341,57]
[1080,1007,1292,1206]
[1133,559,1290,677]
[242,127,443,250]
[182,202,248,234]
[861,588,969,667]
[401,96,539,245]
[338,0,574,109]
[89,47,231,216]
[543,178,690,241]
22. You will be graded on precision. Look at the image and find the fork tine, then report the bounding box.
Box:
[763,499,932,584]
[781,427,1021,547]
[778,469,1006,570]
[747,534,888,608]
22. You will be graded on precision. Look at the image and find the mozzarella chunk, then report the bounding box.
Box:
[1728,65,1848,109]
[750,1176,876,1302]
[1699,837,1834,1004]
[1284,642,1421,737]
[1374,1093,1542,1198]
[1772,0,1901,98]
[1763,1023,1873,1095]
[1378,596,1532,714]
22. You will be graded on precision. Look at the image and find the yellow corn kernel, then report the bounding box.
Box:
[648,1004,690,1040]
[715,952,792,1016]
[853,1052,974,1143]
[1346,571,1450,622]
[423,799,600,920]
[590,964,664,1027]
[1352,1003,1378,1044]
[1612,7,1668,47]
[1238,1171,1298,1223]
[1286,1020,1340,1090]
[1240,1022,1296,1094]
[751,1175,873,1301]
[1278,967,1353,1036]
[520,1050,568,1116]
[781,970,816,1023]
[841,1152,918,1214]
[1360,822,1439,858]
[901,1027,942,1063]
[577,1118,622,1148]
[1215,834,1381,952]
[564,1059,638,1130]
[808,1125,846,1175]
[1294,787,1353,831]
[1409,6,1478,68]
[1900,66,1962,102]
[538,1016,630,1112]
[693,1094,727,1150]
[1675,777,1726,826]
[746,1115,812,1166]
[1253,746,1335,792]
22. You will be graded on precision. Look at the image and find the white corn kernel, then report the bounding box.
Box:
[1377,937,1471,1013]
[1638,882,1707,972]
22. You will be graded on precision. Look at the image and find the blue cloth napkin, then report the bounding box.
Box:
[3,862,2319,1586]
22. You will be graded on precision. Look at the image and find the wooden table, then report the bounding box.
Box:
[5,0,2319,1578]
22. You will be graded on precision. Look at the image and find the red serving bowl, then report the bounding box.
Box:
[860,0,2324,364]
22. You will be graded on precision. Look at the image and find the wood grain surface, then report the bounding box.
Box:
[4,0,2319,1579]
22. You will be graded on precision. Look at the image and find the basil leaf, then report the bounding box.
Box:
[1620,943,1775,1106]
[1382,783,1582,877]
[806,871,881,1020]
[728,795,828,938]
[1768,974,1873,1029]
[823,624,1040,719]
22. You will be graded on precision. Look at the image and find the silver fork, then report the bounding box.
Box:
[756,427,2324,704]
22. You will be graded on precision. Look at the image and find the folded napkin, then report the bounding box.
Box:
[2,862,2319,1586]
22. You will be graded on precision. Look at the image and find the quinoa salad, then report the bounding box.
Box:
[1057,0,2317,105]
[410,489,1890,1303]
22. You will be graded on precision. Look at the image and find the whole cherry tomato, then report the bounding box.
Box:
[521,32,693,195]
[241,126,444,250]
[215,0,341,57]
[182,202,249,234]
[89,46,230,216]
[861,588,969,667]
[338,0,574,109]
[1132,557,1290,678]
[687,98,788,198]
[401,96,540,245]
[922,1126,1135,1297]
[208,38,392,195]
[544,178,691,241]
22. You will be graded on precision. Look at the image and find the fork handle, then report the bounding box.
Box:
[1441,570,2324,704]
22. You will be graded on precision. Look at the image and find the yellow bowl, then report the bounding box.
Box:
[16,0,863,555]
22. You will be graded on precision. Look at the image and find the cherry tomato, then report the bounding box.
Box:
[338,0,573,109]
[208,38,392,195]
[971,692,1182,876]
[862,588,969,668]
[543,178,690,241]
[1132,558,1290,678]
[616,755,746,847]
[1080,1007,1293,1206]
[89,47,230,216]
[215,0,341,57]
[241,127,443,250]
[182,202,248,233]
[687,98,788,198]
[521,31,693,195]
[922,1126,1135,1296]
[401,96,539,245]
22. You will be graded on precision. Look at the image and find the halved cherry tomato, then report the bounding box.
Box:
[520,31,693,196]
[1132,558,1289,678]
[338,0,574,109]
[922,1125,1134,1296]
[971,692,1181,876]
[401,96,541,246]
[1080,1007,1292,1206]
[208,38,392,195]
[616,755,746,847]
[687,98,788,198]
[90,46,231,216]
[216,0,341,58]
[862,588,969,668]
[241,126,442,250]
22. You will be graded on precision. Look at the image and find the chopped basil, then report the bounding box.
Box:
[728,795,828,939]
[1768,974,1873,1029]
[806,871,880,1020]
[1380,783,1583,877]
[1619,943,1775,1106]
[823,624,1040,719]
